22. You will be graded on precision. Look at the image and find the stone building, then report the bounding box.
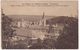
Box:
[12,13,47,28]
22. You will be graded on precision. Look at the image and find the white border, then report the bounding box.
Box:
[78,0,80,49]
[0,0,79,50]
[1,0,78,1]
[0,0,1,50]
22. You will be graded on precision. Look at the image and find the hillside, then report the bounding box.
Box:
[7,15,56,22]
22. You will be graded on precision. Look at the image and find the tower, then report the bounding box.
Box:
[42,12,46,27]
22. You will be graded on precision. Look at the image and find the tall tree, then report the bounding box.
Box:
[2,12,14,49]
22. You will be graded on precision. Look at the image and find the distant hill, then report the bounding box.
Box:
[7,15,57,22]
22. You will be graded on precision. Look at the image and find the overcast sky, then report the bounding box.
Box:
[2,0,78,17]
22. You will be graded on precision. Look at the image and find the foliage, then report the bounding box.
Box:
[48,23,53,33]
[29,38,43,49]
[2,13,15,49]
[55,17,78,49]
[47,16,77,24]
[29,38,56,49]
[43,38,56,49]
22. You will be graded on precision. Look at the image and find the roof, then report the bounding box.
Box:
[15,28,46,39]
[15,28,32,37]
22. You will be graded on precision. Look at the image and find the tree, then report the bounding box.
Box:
[43,38,56,49]
[29,38,43,49]
[2,12,15,49]
[48,20,53,33]
[55,17,78,49]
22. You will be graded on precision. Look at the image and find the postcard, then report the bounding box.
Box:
[1,0,78,49]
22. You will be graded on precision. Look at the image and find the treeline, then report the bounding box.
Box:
[49,16,78,49]
[46,16,78,24]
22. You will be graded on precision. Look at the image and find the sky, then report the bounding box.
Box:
[1,0,78,17]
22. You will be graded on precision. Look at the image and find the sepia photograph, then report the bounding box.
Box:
[1,0,78,49]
